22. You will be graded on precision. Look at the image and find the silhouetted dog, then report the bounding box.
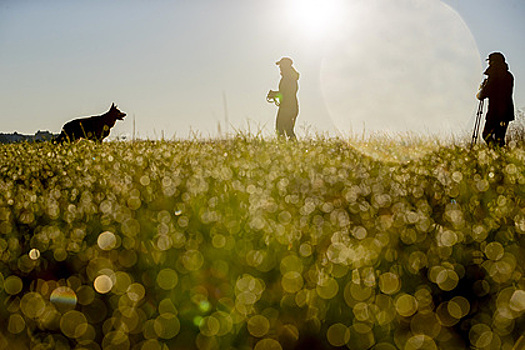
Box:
[55,103,126,143]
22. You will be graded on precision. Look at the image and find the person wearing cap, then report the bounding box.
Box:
[477,52,515,147]
[267,57,300,139]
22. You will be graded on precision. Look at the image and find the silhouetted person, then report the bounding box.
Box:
[267,57,300,139]
[477,52,515,147]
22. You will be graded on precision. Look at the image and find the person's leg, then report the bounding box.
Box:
[482,119,497,147]
[284,116,297,140]
[277,107,297,139]
[495,121,509,147]
[276,110,285,137]
[284,107,298,140]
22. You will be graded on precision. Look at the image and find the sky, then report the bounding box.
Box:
[0,0,523,139]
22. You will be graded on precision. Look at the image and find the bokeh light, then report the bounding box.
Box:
[248,315,270,338]
[28,248,40,260]
[154,313,180,339]
[94,275,114,294]
[254,338,283,350]
[50,286,78,311]
[395,294,418,317]
[60,310,88,339]
[20,292,46,319]
[326,323,350,347]
[4,275,23,295]
[156,268,179,290]
[97,231,118,250]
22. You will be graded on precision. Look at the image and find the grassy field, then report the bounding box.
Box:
[0,136,524,349]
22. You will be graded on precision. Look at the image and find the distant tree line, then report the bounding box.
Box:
[0,131,57,144]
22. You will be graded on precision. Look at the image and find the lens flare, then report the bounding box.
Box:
[50,286,78,310]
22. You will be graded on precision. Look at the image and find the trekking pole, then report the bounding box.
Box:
[470,100,484,148]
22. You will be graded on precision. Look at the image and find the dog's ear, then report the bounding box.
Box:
[111,102,115,109]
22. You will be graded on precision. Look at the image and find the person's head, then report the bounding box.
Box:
[486,52,506,66]
[276,57,300,80]
[276,57,294,74]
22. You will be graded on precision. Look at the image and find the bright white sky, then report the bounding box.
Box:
[0,0,523,139]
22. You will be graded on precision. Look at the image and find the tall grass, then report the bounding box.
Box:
[0,135,523,349]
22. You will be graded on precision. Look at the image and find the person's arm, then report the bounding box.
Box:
[477,78,492,100]
[266,89,282,106]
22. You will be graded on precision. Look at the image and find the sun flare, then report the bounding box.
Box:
[286,0,344,36]
[320,0,482,137]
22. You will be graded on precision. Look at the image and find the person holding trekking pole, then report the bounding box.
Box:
[476,52,515,147]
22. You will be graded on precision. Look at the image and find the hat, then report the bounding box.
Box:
[486,52,505,63]
[276,57,293,66]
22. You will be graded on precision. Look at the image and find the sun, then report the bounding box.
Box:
[286,0,344,37]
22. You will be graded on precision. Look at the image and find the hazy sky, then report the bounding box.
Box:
[1,0,523,139]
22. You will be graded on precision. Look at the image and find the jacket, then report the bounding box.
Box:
[278,68,299,109]
[478,63,515,122]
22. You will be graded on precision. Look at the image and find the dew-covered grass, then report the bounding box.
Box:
[0,136,524,349]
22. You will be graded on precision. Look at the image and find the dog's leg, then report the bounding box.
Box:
[54,132,65,144]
